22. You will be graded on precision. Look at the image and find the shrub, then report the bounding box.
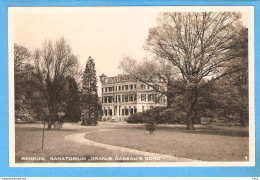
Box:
[127,112,146,124]
[127,107,186,124]
[159,108,186,124]
[144,116,157,134]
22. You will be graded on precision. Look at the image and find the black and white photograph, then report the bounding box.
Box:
[8,6,255,167]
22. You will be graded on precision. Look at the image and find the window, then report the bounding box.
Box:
[134,94,137,101]
[118,95,121,103]
[134,84,137,89]
[130,84,133,89]
[141,84,146,89]
[122,95,125,102]
[104,96,107,103]
[148,94,154,102]
[130,108,133,115]
[118,86,121,91]
[122,86,124,90]
[134,106,137,114]
[154,95,159,103]
[129,94,133,101]
[125,109,129,116]
[109,109,112,116]
[125,85,128,90]
[108,96,112,103]
[124,95,128,102]
[141,94,146,101]
[103,109,107,116]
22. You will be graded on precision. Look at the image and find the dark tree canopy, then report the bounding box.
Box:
[33,37,79,129]
[81,56,99,125]
[14,44,33,119]
[64,77,81,122]
[82,56,98,94]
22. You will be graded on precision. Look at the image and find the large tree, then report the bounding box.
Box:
[64,77,81,122]
[14,44,31,110]
[14,44,35,121]
[120,12,244,130]
[202,27,249,126]
[81,56,98,125]
[15,44,48,122]
[33,37,79,129]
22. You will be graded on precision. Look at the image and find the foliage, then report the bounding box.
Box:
[120,12,244,130]
[145,116,157,134]
[14,44,31,112]
[127,107,187,125]
[196,27,248,126]
[14,44,44,122]
[127,112,146,124]
[33,37,79,129]
[64,77,81,122]
[81,56,99,125]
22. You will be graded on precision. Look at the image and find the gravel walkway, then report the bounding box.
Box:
[64,129,202,162]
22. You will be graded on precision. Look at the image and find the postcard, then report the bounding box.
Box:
[8,6,255,167]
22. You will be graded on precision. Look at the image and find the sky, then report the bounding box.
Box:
[11,7,249,95]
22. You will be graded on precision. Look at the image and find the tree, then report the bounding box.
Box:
[203,27,248,126]
[14,43,31,110]
[33,37,79,129]
[64,77,81,122]
[120,12,243,130]
[14,44,35,121]
[81,56,98,125]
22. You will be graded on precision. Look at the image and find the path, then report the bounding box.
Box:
[64,129,202,162]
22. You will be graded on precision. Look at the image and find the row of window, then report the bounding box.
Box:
[102,84,137,92]
[103,106,137,116]
[102,94,137,103]
[103,106,155,117]
[102,94,166,104]
[102,84,161,93]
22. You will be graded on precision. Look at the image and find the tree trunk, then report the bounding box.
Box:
[47,121,52,130]
[186,115,195,130]
[47,103,58,130]
[186,88,198,130]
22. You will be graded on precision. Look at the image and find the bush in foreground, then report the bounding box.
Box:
[144,117,157,134]
[127,107,186,125]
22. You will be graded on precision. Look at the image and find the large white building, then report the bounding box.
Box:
[99,74,167,121]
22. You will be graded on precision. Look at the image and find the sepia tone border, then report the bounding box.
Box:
[8,6,255,167]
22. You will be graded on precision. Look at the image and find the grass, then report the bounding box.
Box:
[84,125,249,161]
[15,123,249,163]
[15,123,147,163]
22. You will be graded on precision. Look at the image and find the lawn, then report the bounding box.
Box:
[15,123,249,163]
[15,123,147,163]
[84,125,249,161]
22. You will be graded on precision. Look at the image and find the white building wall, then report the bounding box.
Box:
[100,75,167,121]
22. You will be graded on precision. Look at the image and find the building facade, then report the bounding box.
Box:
[99,74,167,121]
